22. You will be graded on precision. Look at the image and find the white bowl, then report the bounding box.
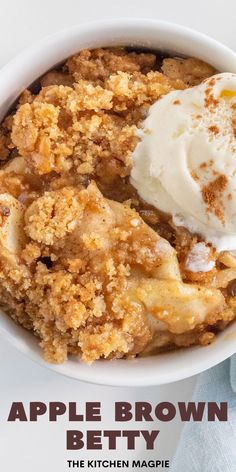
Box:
[1,19,236,386]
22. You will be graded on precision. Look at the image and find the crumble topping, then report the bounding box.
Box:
[0,47,234,364]
[161,57,216,86]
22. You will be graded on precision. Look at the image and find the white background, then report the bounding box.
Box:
[0,1,235,471]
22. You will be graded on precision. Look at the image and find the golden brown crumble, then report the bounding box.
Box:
[66,48,157,82]
[161,57,216,86]
[0,47,234,365]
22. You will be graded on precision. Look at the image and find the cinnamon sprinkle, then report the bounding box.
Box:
[208,78,216,87]
[202,174,228,222]
[191,170,199,181]
[199,159,213,169]
[208,125,219,134]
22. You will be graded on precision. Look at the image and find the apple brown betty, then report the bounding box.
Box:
[0,47,235,364]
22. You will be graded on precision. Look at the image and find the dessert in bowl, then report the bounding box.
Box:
[1,20,236,385]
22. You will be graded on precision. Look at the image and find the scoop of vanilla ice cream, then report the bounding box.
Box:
[131,73,236,251]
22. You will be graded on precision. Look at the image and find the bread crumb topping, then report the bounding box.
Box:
[0,48,233,364]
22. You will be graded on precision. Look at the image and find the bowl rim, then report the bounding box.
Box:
[1,17,236,69]
[1,18,236,386]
